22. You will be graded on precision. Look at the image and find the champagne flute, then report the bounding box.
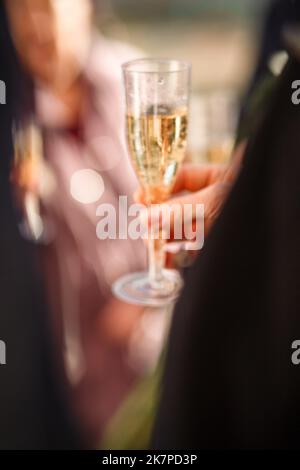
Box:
[113,59,191,307]
[12,118,48,243]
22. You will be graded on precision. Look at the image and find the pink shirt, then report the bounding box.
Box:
[36,36,146,445]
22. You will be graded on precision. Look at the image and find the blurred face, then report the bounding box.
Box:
[5,0,92,87]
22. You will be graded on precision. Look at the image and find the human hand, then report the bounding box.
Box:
[135,142,246,246]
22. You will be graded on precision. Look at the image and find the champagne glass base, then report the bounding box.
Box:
[112,269,183,307]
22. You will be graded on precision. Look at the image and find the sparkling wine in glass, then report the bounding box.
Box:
[113,59,191,307]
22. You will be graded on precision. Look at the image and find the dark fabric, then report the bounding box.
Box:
[252,0,300,84]
[240,0,300,124]
[0,3,80,449]
[153,57,300,449]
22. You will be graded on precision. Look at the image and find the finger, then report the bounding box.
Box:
[139,182,229,245]
[134,161,229,204]
[172,163,227,194]
[168,184,225,240]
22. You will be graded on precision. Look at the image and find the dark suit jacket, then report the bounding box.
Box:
[0,3,80,449]
[153,55,300,449]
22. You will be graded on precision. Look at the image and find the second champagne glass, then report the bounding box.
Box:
[113,58,191,307]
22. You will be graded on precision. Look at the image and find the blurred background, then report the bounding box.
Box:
[0,0,276,450]
[96,0,271,162]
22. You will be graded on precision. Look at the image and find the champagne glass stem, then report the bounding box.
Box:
[148,235,166,287]
[112,58,190,306]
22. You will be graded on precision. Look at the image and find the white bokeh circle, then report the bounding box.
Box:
[70,169,104,204]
